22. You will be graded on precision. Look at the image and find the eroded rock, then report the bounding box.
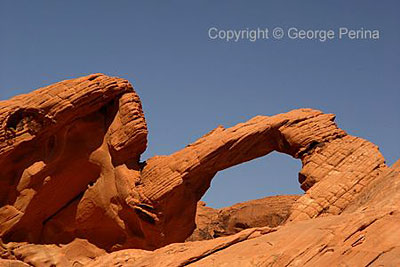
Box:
[187,195,300,241]
[0,74,149,251]
[0,74,398,266]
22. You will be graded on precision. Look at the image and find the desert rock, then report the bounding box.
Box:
[0,74,398,266]
[187,195,300,241]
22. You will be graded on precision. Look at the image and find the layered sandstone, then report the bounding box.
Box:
[0,74,398,266]
[187,195,300,241]
[0,74,149,251]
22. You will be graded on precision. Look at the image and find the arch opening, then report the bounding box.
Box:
[201,151,303,209]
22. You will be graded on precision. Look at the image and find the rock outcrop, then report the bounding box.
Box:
[187,195,300,241]
[0,74,149,251]
[0,74,398,266]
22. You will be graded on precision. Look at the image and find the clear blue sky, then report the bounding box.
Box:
[1,1,399,208]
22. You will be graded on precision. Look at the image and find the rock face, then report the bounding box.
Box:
[187,195,300,241]
[0,74,399,266]
[0,74,149,251]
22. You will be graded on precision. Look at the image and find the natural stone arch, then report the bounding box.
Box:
[139,109,387,248]
[0,74,388,252]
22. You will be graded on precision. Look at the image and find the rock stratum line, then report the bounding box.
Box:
[0,74,398,266]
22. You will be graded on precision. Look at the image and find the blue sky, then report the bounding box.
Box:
[1,1,399,208]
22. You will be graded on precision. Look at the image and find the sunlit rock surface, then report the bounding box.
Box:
[0,74,398,266]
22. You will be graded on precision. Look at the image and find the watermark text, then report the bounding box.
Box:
[208,27,380,42]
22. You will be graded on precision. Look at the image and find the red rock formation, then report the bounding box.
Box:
[187,195,300,241]
[138,107,387,247]
[0,74,398,266]
[0,74,149,251]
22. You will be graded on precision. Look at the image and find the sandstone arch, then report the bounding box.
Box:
[139,108,387,247]
[0,74,388,252]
